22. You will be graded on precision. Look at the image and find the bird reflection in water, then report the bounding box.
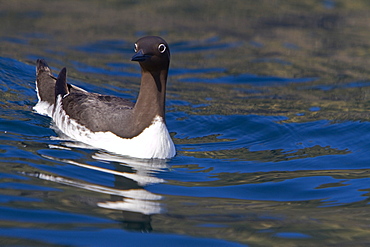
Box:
[94,152,166,231]
[24,148,168,232]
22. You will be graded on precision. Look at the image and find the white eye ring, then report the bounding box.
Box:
[158,44,166,53]
[134,43,138,52]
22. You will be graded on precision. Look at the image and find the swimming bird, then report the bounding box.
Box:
[34,36,176,159]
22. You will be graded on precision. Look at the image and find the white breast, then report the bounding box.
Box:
[52,95,176,159]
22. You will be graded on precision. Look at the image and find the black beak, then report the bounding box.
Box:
[131,50,150,62]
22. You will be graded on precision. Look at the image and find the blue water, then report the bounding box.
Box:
[2,34,370,246]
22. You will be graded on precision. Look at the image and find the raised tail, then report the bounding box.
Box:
[36,59,53,77]
[55,67,69,101]
[34,59,86,117]
[34,59,58,117]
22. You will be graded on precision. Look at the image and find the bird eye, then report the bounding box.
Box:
[158,44,166,53]
[134,43,138,52]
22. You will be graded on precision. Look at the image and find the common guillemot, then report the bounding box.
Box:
[34,36,176,159]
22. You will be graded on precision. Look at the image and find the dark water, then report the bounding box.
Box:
[2,0,370,246]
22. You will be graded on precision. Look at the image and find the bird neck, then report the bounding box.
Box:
[134,68,168,123]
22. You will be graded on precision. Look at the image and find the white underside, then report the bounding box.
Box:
[38,95,176,159]
[33,80,54,117]
[33,100,54,117]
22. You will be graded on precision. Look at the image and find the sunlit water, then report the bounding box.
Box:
[2,33,370,247]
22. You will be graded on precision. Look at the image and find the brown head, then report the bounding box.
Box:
[131,36,170,72]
